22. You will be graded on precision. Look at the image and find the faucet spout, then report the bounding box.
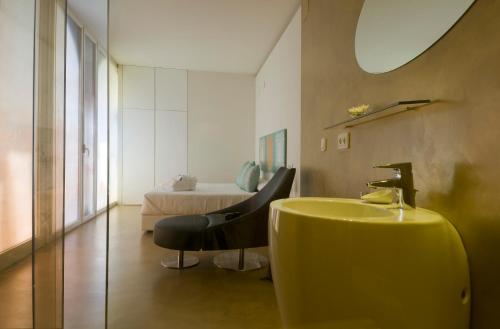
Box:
[367,179,402,189]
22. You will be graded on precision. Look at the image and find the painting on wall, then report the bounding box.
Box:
[259,129,287,179]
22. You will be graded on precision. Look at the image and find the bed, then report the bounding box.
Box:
[141,183,255,231]
[142,129,287,231]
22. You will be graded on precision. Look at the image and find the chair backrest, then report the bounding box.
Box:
[203,167,296,250]
[251,166,296,209]
[226,167,295,215]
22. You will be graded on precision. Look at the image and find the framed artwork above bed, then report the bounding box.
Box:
[259,129,287,180]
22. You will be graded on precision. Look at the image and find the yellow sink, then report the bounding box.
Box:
[269,198,470,329]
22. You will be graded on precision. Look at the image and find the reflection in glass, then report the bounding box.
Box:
[83,35,96,218]
[109,59,119,204]
[97,49,108,210]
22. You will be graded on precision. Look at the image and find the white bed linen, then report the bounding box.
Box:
[141,183,254,231]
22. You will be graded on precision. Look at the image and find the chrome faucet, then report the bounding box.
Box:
[367,162,416,208]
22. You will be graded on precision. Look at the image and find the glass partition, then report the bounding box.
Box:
[63,0,109,328]
[0,0,35,258]
[0,1,35,326]
[1,0,111,328]
[1,0,68,327]
[32,0,67,327]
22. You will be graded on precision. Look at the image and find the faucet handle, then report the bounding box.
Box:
[374,162,412,173]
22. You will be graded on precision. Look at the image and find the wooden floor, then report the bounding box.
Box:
[0,206,282,329]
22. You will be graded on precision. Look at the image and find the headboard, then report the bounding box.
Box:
[259,129,287,180]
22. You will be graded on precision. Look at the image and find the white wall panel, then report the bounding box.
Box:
[155,111,187,184]
[255,8,301,195]
[121,64,254,200]
[122,109,154,204]
[155,68,187,111]
[122,66,155,110]
[188,71,255,183]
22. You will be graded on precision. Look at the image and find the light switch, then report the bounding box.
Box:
[320,137,327,152]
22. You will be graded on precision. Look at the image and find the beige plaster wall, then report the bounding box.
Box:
[301,1,500,328]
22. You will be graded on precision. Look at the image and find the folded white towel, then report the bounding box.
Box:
[169,174,197,191]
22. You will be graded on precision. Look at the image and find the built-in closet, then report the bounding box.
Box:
[121,66,188,204]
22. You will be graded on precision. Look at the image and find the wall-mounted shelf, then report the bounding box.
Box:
[324,100,432,130]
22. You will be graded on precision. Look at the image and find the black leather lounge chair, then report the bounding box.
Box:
[153,167,296,270]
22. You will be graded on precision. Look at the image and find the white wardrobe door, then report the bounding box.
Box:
[155,110,187,185]
[122,109,155,204]
[123,66,155,110]
[155,68,187,111]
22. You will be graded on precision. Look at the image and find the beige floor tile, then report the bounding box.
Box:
[0,206,282,329]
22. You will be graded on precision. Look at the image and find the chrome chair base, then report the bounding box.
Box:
[161,250,199,269]
[213,249,267,272]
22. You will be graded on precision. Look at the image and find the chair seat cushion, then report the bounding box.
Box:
[153,215,209,251]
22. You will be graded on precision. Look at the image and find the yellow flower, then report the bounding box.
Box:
[348,104,370,117]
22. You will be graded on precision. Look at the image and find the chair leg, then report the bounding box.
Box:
[178,250,185,268]
[161,250,199,269]
[213,249,267,272]
[238,248,245,271]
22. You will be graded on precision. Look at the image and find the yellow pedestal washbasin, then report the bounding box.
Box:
[269,198,470,329]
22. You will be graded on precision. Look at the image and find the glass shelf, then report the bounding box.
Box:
[324,100,432,129]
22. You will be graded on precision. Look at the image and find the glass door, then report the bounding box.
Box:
[82,34,97,219]
[66,23,100,227]
[65,15,82,228]
[66,7,112,229]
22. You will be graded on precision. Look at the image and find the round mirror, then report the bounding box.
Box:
[355,0,475,74]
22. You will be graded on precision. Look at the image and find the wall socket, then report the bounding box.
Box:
[337,132,350,150]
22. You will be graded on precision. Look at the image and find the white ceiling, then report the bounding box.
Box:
[109,0,300,74]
